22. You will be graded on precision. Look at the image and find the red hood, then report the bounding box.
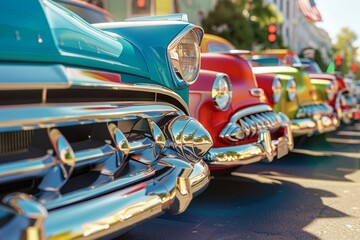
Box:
[200,53,266,110]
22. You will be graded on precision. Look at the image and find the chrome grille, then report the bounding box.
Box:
[0,130,34,154]
[296,103,333,118]
[237,111,281,137]
[220,105,282,142]
[0,106,178,194]
[0,101,212,201]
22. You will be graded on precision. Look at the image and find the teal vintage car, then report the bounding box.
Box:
[0,0,212,239]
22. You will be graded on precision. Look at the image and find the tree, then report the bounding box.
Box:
[201,0,282,50]
[333,27,358,75]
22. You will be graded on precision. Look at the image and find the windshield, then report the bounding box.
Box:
[207,42,235,53]
[56,1,113,23]
[249,57,281,66]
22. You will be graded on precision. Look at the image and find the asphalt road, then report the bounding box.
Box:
[120,123,360,240]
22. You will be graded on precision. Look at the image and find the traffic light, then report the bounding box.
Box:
[335,55,342,66]
[267,24,277,43]
[351,62,358,73]
[132,0,151,15]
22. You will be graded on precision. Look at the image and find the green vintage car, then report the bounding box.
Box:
[0,0,212,239]
[250,51,339,137]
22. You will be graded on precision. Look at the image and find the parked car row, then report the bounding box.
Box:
[0,1,358,239]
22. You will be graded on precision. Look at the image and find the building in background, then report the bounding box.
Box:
[84,0,214,25]
[83,0,332,64]
[264,0,332,64]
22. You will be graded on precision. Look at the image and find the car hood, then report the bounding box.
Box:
[252,66,316,105]
[200,53,266,109]
[0,0,148,77]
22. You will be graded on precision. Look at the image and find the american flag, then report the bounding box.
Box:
[298,0,322,22]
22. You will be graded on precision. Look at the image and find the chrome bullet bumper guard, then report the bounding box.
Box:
[204,112,294,167]
[291,114,339,136]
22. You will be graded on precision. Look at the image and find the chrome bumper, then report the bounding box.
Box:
[291,114,339,136]
[0,101,213,240]
[204,112,294,167]
[0,159,210,240]
[337,106,360,124]
[335,90,360,124]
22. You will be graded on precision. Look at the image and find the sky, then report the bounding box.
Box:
[315,0,360,46]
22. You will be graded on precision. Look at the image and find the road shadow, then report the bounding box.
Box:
[119,123,359,239]
[240,129,360,183]
[119,173,347,240]
[238,151,359,183]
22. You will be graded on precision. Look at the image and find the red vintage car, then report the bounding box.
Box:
[189,53,294,170]
[301,58,360,124]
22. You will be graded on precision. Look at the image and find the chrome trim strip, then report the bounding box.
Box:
[0,64,190,116]
[0,103,182,132]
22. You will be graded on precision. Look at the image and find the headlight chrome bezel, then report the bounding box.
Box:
[286,77,297,101]
[272,76,282,103]
[212,73,233,111]
[326,78,338,100]
[167,27,203,88]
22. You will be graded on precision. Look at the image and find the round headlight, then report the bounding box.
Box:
[326,80,337,100]
[212,74,232,111]
[168,29,202,87]
[286,78,296,101]
[272,77,282,103]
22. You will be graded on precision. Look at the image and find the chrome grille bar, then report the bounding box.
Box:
[220,105,282,142]
[296,103,333,118]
